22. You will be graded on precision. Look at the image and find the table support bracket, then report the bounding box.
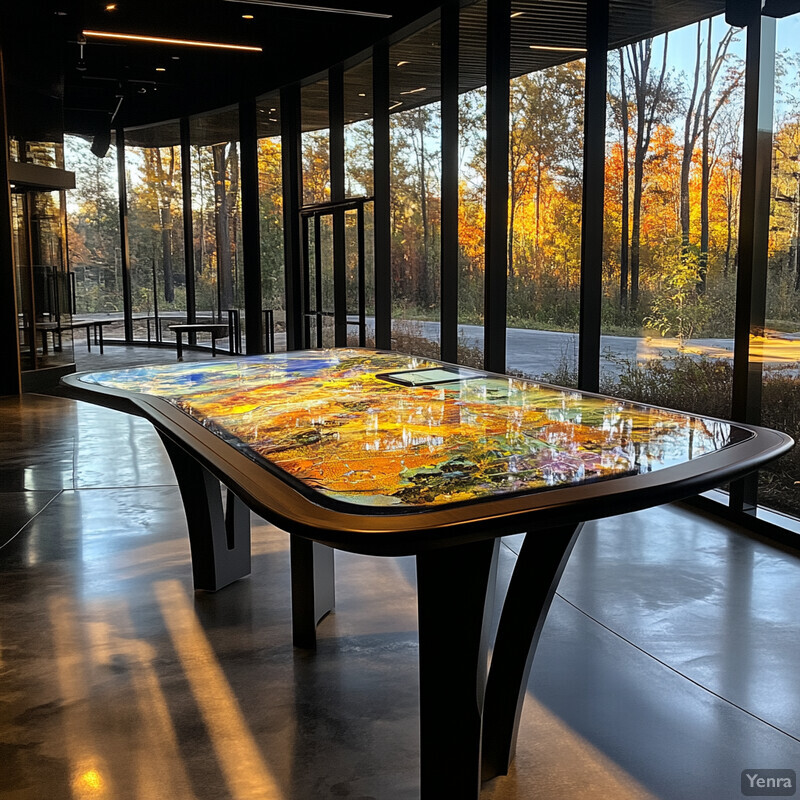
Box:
[158,432,251,591]
[416,537,500,800]
[481,522,584,780]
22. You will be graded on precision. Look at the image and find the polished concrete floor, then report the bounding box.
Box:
[1,367,799,799]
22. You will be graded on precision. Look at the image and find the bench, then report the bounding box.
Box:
[35,318,113,354]
[169,323,231,360]
[61,319,114,354]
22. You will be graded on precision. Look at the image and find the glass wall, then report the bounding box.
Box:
[52,2,800,537]
[762,10,800,519]
[599,15,743,416]
[302,80,331,205]
[506,6,584,384]
[389,21,442,356]
[457,1,487,369]
[11,188,74,373]
[190,108,243,329]
[126,122,186,341]
[344,58,375,347]
[301,79,333,347]
[256,95,286,351]
[64,134,123,327]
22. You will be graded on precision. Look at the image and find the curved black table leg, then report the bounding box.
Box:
[159,432,335,648]
[416,537,500,800]
[290,535,335,650]
[159,432,251,591]
[481,522,584,781]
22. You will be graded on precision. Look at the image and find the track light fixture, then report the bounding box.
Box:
[223,0,392,18]
[76,34,87,71]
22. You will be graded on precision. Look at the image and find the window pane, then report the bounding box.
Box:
[761,11,800,518]
[190,108,243,347]
[506,7,585,385]
[64,134,125,339]
[126,122,186,342]
[257,95,285,352]
[344,58,375,347]
[458,0,487,369]
[390,21,442,357]
[600,16,743,419]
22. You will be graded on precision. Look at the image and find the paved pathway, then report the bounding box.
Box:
[74,312,800,378]
[406,320,742,378]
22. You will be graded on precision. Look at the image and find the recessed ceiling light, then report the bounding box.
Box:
[82,30,263,51]
[400,87,425,95]
[358,92,366,97]
[529,44,587,52]
[106,3,117,9]
[156,66,166,71]
[269,107,276,111]
[396,60,409,67]
[268,117,278,122]
[223,0,392,18]
[171,55,180,60]
[242,13,254,18]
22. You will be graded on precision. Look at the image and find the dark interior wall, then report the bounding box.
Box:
[2,18,66,149]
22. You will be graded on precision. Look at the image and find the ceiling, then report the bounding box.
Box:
[3,0,441,138]
[4,0,799,146]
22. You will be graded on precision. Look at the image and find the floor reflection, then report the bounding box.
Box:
[1,392,799,799]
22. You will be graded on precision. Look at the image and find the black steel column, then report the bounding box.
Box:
[484,0,510,373]
[180,117,197,326]
[730,6,776,513]
[578,1,609,393]
[0,47,21,395]
[440,0,459,364]
[329,64,348,347]
[239,98,264,354]
[281,83,304,350]
[373,39,392,350]
[116,124,134,342]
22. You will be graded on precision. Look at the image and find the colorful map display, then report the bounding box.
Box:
[79,349,743,508]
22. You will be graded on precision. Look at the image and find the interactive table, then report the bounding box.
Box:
[61,349,792,799]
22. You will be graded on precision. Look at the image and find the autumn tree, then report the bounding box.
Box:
[622,36,674,309]
[677,19,740,290]
[508,62,583,279]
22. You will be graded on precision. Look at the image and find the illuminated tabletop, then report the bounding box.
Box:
[61,349,793,799]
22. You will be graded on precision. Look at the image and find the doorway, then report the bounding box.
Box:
[300,197,373,349]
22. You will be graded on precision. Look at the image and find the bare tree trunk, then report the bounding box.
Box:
[794,176,800,290]
[154,148,174,303]
[699,19,712,293]
[628,36,669,309]
[417,112,429,307]
[680,23,703,256]
[619,51,630,311]
[213,144,233,316]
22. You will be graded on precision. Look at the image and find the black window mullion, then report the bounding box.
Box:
[239,98,264,355]
[484,0,510,374]
[440,0,459,364]
[577,1,609,393]
[730,10,777,513]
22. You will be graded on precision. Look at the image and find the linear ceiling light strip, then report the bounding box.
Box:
[223,0,392,18]
[82,30,263,51]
